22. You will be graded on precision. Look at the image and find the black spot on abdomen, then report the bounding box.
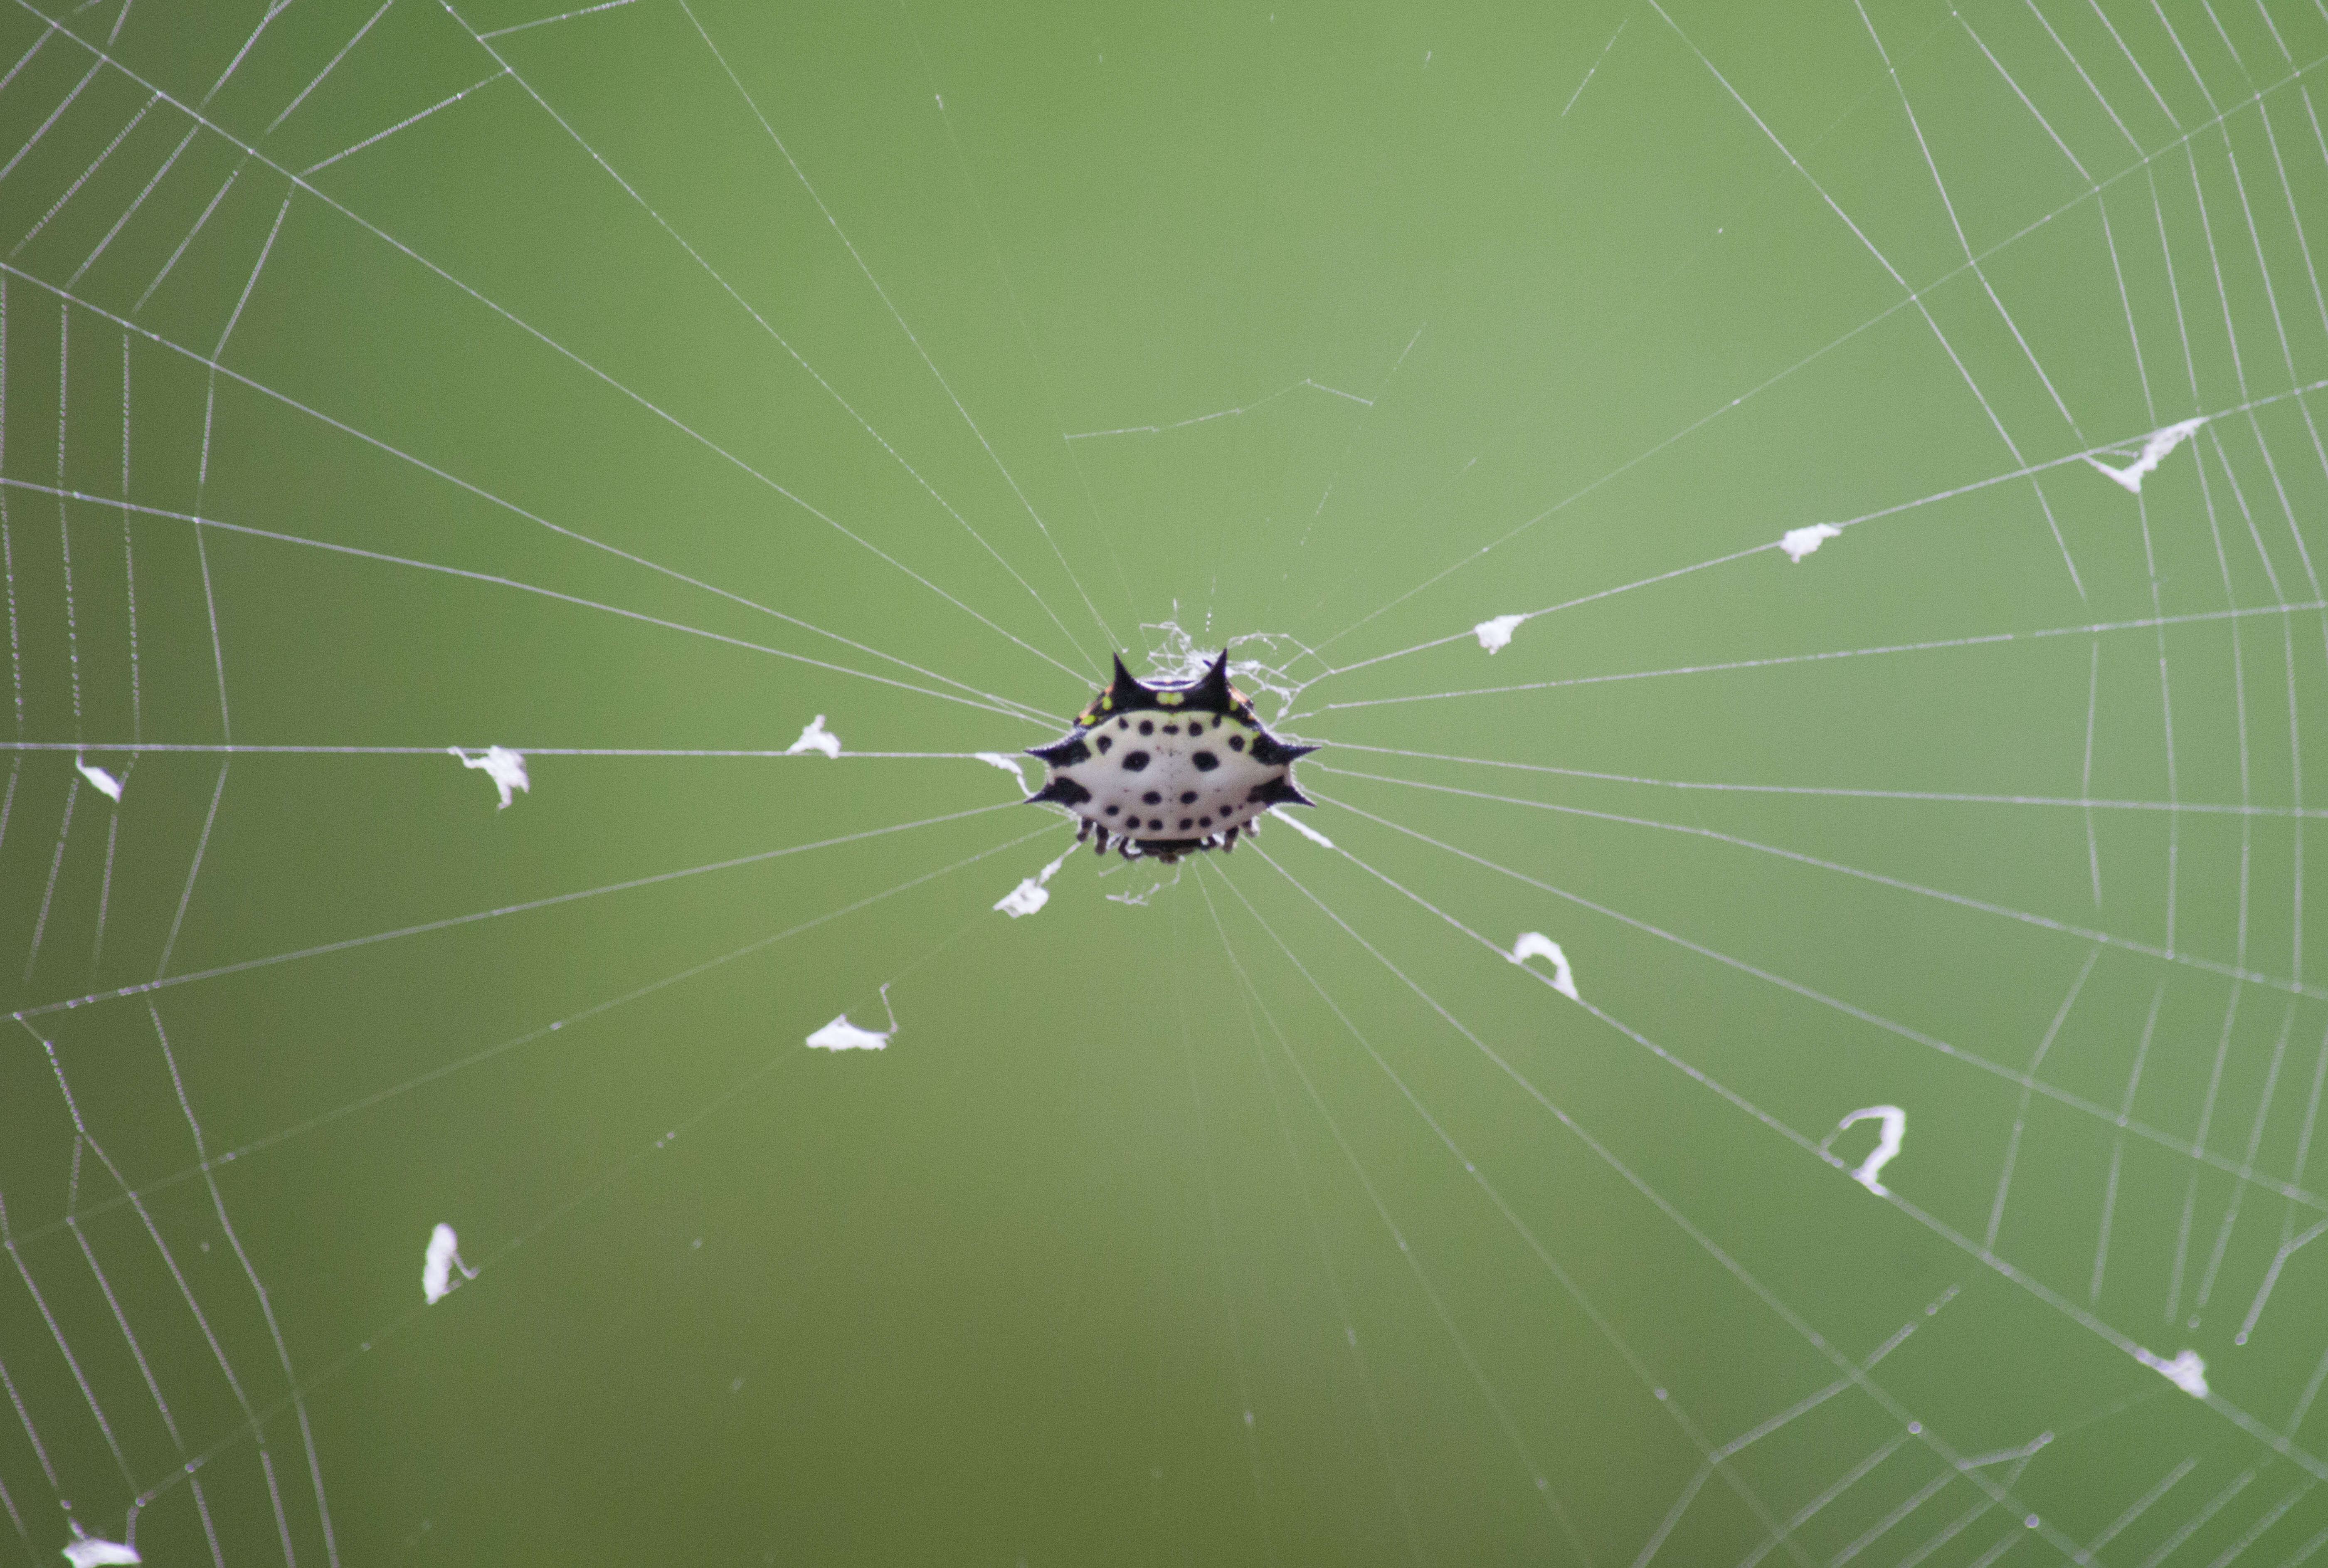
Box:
[1193,751,1218,771]
[1122,750,1150,772]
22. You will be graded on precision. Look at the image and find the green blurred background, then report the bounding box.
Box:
[2,0,2326,1561]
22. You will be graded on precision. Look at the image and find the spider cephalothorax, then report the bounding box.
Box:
[1024,651,1317,863]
